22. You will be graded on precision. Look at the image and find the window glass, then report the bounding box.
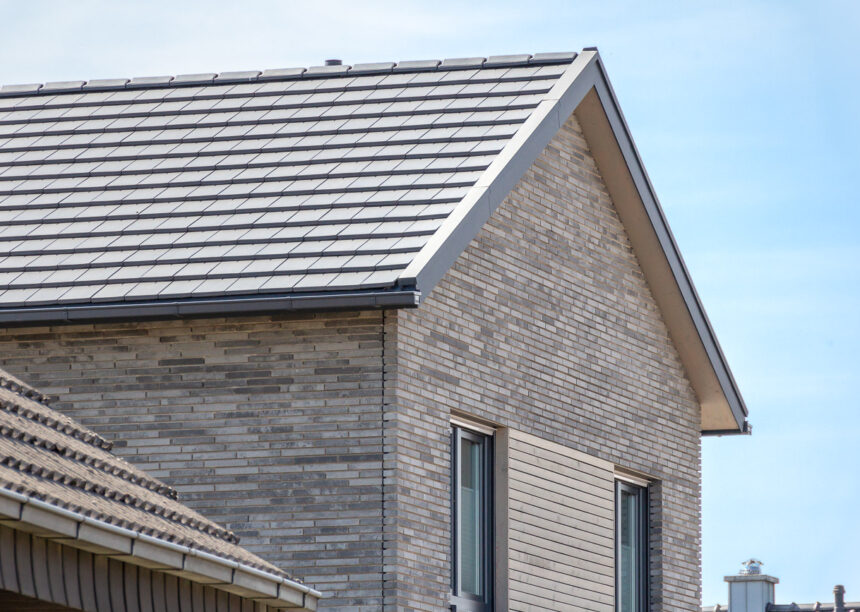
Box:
[451,425,493,612]
[616,481,648,612]
[459,436,483,595]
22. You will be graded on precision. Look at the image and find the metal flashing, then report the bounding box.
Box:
[0,289,420,325]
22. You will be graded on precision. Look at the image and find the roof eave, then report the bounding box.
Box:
[397,49,749,435]
[0,487,321,609]
[0,288,420,326]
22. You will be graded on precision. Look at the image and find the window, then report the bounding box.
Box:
[616,480,649,612]
[451,425,493,612]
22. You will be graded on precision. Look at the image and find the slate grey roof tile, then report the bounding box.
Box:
[0,53,576,310]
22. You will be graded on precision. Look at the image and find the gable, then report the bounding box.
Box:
[0,49,747,433]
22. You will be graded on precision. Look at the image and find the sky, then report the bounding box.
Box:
[1,0,858,605]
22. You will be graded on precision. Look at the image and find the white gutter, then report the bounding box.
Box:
[0,487,321,610]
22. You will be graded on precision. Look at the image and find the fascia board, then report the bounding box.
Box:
[583,54,748,432]
[0,487,322,607]
[0,289,420,326]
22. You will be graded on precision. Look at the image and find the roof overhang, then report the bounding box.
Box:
[398,50,749,435]
[0,487,321,610]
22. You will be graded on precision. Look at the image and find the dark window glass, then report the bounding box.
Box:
[616,481,649,612]
[451,426,493,611]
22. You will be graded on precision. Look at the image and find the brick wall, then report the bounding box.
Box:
[0,311,386,611]
[385,111,703,610]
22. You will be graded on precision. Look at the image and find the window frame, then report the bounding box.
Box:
[450,424,494,612]
[615,479,649,612]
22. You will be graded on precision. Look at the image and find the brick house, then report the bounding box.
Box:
[0,49,748,611]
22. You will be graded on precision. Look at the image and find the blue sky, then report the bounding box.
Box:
[2,0,858,604]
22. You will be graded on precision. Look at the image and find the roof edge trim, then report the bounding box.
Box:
[397,48,748,433]
[582,54,748,432]
[0,289,420,325]
[0,486,322,606]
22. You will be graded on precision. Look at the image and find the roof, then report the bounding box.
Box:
[0,50,747,433]
[0,367,320,606]
[0,53,574,315]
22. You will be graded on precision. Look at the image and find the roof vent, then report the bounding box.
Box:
[325,59,342,66]
[740,559,763,575]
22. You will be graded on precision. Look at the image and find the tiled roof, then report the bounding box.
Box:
[0,53,576,313]
[0,367,293,579]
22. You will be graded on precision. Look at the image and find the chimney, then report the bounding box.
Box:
[834,585,846,612]
[324,59,342,66]
[725,559,779,612]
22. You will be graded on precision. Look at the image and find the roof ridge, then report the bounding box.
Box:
[0,369,51,404]
[0,52,577,97]
[0,406,178,499]
[0,388,114,452]
[0,444,240,544]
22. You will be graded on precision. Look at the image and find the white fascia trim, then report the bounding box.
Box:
[0,487,322,605]
[613,469,651,488]
[450,416,496,436]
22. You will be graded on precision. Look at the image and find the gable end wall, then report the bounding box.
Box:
[385,111,702,611]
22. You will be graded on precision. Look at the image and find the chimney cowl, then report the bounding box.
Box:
[325,59,342,66]
[741,559,764,575]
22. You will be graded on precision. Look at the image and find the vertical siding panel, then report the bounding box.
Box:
[79,550,98,611]
[93,555,111,611]
[151,568,167,612]
[62,544,82,610]
[30,534,52,601]
[138,566,154,612]
[164,573,181,612]
[45,540,67,606]
[123,561,140,612]
[0,525,18,593]
[15,530,37,597]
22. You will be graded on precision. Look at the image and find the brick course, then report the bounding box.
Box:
[0,311,387,610]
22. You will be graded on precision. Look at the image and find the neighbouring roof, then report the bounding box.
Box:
[0,50,748,433]
[0,367,311,590]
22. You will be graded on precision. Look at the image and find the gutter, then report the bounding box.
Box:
[0,487,321,610]
[0,288,420,326]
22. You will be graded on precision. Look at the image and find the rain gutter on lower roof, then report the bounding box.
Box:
[0,487,321,610]
[0,288,420,325]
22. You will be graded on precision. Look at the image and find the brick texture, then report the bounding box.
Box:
[384,111,702,610]
[0,311,387,610]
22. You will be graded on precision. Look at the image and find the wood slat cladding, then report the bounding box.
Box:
[506,430,614,611]
[0,525,277,611]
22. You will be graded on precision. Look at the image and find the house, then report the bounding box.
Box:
[0,366,320,610]
[0,49,749,610]
[702,560,857,612]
